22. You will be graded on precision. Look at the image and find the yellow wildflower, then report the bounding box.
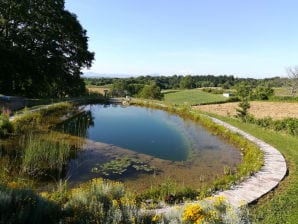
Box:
[152,214,160,222]
[7,181,18,188]
[182,204,205,223]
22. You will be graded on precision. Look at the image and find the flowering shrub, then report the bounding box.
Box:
[182,196,250,224]
[182,204,206,223]
[64,178,141,223]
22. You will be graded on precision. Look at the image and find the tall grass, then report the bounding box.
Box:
[22,132,71,178]
[12,102,74,134]
[0,112,14,137]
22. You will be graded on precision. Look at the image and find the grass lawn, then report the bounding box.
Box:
[206,114,298,223]
[163,89,228,105]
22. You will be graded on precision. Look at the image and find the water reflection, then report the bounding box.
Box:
[56,109,94,138]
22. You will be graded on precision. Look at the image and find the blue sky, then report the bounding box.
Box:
[65,0,298,78]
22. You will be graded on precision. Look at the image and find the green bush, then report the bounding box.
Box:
[0,184,60,224]
[202,88,224,94]
[139,84,163,100]
[243,115,298,136]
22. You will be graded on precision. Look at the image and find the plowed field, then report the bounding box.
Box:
[194,101,298,119]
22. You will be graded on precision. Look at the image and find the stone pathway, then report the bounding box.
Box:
[154,116,287,214]
[210,117,287,207]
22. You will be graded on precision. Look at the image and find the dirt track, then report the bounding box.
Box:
[193,101,298,119]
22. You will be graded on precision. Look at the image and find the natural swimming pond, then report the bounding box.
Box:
[57,104,241,191]
[0,104,241,192]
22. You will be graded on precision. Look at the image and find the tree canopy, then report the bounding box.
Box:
[180,75,193,89]
[139,83,163,100]
[0,0,94,98]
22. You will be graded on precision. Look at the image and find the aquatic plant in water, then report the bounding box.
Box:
[91,157,155,178]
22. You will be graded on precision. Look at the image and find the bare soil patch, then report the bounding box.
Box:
[194,101,298,119]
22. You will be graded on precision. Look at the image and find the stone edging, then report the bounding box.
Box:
[211,117,287,207]
[154,116,287,214]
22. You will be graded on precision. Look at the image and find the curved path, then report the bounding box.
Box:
[210,117,287,207]
[155,116,287,214]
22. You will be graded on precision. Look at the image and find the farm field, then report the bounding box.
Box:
[194,101,298,119]
[163,89,227,105]
[86,85,110,95]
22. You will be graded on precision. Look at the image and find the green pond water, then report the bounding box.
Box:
[86,104,190,161]
[59,104,241,190]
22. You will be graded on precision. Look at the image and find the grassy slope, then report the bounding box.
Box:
[163,89,227,105]
[207,114,298,223]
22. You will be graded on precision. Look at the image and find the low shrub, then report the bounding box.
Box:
[202,88,224,94]
[64,178,141,224]
[182,196,250,224]
[244,115,298,136]
[0,184,60,224]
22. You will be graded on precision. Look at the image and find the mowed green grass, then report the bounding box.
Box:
[163,89,227,105]
[207,114,298,223]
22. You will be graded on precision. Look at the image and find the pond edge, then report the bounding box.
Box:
[154,115,287,214]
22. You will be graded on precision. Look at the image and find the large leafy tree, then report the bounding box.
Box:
[139,83,163,100]
[180,75,193,89]
[0,0,94,98]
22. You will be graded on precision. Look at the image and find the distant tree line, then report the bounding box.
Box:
[0,0,94,98]
[84,75,286,99]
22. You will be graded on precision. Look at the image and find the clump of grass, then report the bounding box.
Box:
[13,110,42,134]
[22,132,71,178]
[0,112,14,137]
